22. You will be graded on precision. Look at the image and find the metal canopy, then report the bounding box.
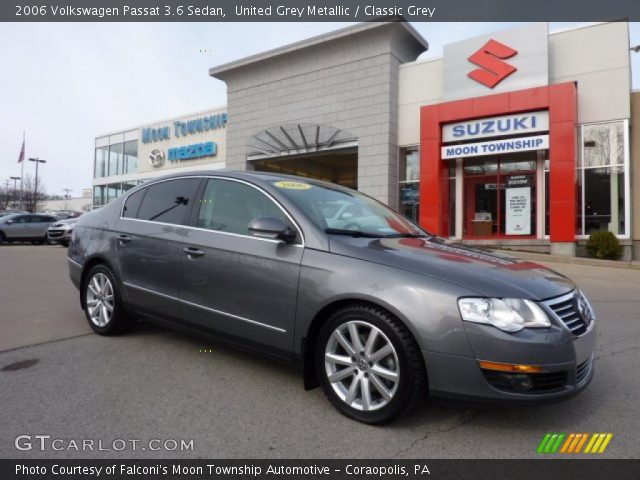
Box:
[247,124,357,160]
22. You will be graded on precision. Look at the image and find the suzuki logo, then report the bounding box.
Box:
[467,39,518,88]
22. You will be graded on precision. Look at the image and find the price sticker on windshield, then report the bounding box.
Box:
[274,181,312,190]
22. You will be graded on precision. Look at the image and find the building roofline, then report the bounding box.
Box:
[95,104,227,139]
[209,19,428,77]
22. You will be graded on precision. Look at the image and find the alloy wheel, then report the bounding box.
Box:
[86,272,115,327]
[324,320,400,411]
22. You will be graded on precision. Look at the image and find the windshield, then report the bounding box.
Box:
[270,179,427,237]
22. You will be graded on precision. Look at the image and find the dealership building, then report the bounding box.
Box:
[93,21,640,259]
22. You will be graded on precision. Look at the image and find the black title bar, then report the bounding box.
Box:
[2,460,640,480]
[3,0,640,22]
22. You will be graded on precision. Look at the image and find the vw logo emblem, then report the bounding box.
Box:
[149,149,165,168]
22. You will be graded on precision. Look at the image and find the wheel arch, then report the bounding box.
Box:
[79,255,118,309]
[301,297,426,391]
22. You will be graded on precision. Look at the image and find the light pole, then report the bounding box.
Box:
[63,188,72,211]
[10,176,20,210]
[28,157,46,212]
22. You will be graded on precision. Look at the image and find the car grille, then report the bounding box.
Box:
[482,370,568,393]
[48,230,64,238]
[545,292,590,336]
[576,357,593,384]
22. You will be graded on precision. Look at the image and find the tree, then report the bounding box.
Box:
[21,174,48,213]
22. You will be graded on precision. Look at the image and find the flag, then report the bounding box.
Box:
[17,139,25,163]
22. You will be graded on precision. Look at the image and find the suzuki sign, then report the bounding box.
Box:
[443,23,548,101]
[442,111,549,142]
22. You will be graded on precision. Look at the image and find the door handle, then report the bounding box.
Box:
[117,234,132,244]
[183,247,205,258]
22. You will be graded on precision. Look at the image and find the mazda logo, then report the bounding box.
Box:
[149,149,165,168]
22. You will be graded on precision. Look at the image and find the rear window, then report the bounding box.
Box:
[135,178,201,225]
[122,189,146,218]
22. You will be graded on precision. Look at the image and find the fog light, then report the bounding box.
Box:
[508,374,534,392]
[478,360,543,373]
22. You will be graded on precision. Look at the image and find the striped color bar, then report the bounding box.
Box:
[537,433,613,454]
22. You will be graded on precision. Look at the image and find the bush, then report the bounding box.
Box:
[585,230,622,260]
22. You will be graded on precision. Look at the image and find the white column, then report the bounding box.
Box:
[455,158,464,239]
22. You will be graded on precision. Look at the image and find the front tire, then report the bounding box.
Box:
[83,264,133,335]
[316,304,426,424]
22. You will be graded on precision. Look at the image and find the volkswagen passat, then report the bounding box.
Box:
[68,171,596,424]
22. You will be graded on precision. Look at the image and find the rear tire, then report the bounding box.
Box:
[316,304,426,424]
[0,232,5,244]
[83,264,134,335]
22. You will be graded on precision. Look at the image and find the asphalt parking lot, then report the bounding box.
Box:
[1,244,639,459]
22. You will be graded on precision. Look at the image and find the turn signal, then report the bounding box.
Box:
[479,360,543,373]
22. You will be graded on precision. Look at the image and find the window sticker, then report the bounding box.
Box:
[274,181,312,190]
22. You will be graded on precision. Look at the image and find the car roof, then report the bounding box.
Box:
[141,169,353,193]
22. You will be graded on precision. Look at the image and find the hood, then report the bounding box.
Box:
[50,218,78,228]
[328,235,574,300]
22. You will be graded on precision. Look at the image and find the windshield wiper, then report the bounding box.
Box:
[325,228,384,238]
[382,232,429,238]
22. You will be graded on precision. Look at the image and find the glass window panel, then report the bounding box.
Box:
[94,146,109,178]
[399,182,419,223]
[399,148,420,182]
[107,183,121,202]
[583,122,624,167]
[137,178,200,224]
[123,140,138,174]
[93,186,105,207]
[463,157,498,176]
[108,143,124,177]
[197,179,288,236]
[584,166,625,235]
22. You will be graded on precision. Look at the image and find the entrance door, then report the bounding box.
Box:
[464,175,498,237]
[462,153,538,239]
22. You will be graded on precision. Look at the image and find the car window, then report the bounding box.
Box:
[32,216,55,223]
[122,188,146,218]
[136,178,200,225]
[271,179,425,237]
[13,216,30,224]
[196,179,289,236]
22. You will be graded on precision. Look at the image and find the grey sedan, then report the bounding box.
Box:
[67,171,596,424]
[0,213,57,244]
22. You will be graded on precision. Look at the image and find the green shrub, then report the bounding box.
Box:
[585,230,622,260]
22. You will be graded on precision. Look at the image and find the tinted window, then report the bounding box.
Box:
[13,216,30,224]
[136,178,200,225]
[122,188,146,218]
[196,179,289,236]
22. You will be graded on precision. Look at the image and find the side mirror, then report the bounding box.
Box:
[248,217,297,243]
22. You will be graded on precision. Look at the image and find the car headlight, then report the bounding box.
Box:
[458,297,551,333]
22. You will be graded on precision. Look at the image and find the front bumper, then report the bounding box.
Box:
[48,229,72,243]
[424,298,597,403]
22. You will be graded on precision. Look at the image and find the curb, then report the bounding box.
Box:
[494,249,640,270]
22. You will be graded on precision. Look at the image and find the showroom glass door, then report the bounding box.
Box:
[463,152,538,239]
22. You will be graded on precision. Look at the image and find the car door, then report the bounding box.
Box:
[29,215,56,238]
[179,177,303,354]
[115,177,202,322]
[6,215,31,239]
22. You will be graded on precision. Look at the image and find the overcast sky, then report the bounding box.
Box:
[1,21,638,197]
